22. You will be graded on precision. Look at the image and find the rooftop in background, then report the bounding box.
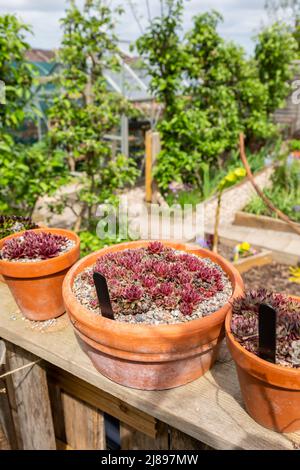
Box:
[25,49,56,63]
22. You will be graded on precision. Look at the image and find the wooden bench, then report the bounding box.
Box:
[0,283,300,450]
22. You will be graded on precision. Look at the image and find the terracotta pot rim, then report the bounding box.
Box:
[63,240,244,335]
[0,228,80,278]
[225,304,300,383]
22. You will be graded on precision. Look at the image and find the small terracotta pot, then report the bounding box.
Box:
[0,228,80,321]
[0,222,45,284]
[63,241,244,390]
[225,298,300,433]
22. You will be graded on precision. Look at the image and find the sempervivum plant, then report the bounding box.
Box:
[86,242,226,317]
[0,231,70,261]
[0,215,38,239]
[231,290,300,368]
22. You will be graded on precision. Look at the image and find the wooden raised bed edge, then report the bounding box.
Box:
[234,211,300,235]
[233,250,273,274]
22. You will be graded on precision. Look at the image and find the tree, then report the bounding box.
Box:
[0,14,34,130]
[136,9,279,192]
[255,22,298,114]
[49,0,138,232]
[135,0,186,118]
[265,0,300,50]
[0,14,66,217]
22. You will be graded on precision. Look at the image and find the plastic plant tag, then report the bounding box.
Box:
[93,272,114,320]
[258,303,277,363]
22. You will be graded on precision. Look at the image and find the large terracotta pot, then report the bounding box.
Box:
[0,228,80,321]
[63,241,244,390]
[225,297,300,433]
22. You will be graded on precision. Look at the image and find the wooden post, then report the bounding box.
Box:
[5,342,56,450]
[145,131,161,203]
[145,130,153,203]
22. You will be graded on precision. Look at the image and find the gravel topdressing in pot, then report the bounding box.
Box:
[73,241,232,325]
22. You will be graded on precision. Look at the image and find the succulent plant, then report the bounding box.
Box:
[231,290,300,368]
[88,242,226,317]
[0,231,70,261]
[0,215,38,239]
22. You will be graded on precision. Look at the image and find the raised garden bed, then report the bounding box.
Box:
[242,262,299,297]
[201,234,273,274]
[234,210,300,234]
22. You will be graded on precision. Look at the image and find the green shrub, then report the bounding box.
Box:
[245,160,300,223]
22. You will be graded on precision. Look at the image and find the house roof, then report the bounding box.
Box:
[25,49,56,63]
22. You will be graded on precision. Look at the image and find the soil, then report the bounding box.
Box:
[242,262,299,297]
[216,241,299,297]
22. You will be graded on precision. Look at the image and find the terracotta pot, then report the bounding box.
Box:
[0,222,45,284]
[63,241,244,390]
[0,228,80,321]
[225,298,300,433]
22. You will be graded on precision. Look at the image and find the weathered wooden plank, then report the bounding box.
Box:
[234,211,300,234]
[0,340,20,449]
[0,342,11,450]
[5,342,56,450]
[47,366,156,438]
[47,380,66,445]
[61,391,105,450]
[169,427,212,450]
[1,283,300,450]
[234,251,273,274]
[56,438,73,450]
[120,422,168,450]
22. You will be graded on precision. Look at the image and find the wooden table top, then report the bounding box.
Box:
[1,283,299,450]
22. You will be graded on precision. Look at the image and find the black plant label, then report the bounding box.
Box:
[93,272,114,320]
[258,303,277,363]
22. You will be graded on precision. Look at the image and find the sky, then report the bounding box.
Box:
[0,0,271,55]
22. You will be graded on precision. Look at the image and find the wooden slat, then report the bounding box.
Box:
[234,211,300,234]
[169,427,212,450]
[47,366,156,438]
[234,251,273,274]
[5,342,56,450]
[120,422,168,450]
[62,391,105,450]
[48,381,67,445]
[0,340,17,449]
[56,438,73,450]
[1,284,300,450]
